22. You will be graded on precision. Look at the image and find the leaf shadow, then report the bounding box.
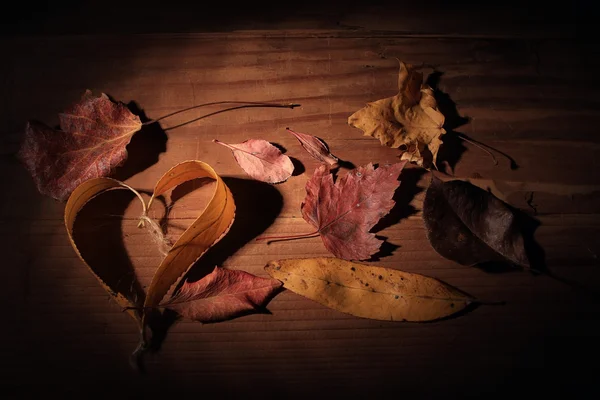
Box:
[72,189,146,316]
[112,101,168,182]
[270,142,305,177]
[372,167,427,233]
[147,177,284,351]
[426,71,470,173]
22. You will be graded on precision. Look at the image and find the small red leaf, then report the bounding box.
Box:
[161,267,282,323]
[286,127,338,166]
[301,162,407,260]
[18,91,142,201]
[214,139,294,183]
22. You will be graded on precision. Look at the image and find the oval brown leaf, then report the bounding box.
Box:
[19,91,142,201]
[265,257,474,322]
[160,267,282,323]
[65,178,147,328]
[423,176,529,268]
[213,139,294,183]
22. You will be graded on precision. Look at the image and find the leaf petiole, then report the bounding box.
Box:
[256,230,320,244]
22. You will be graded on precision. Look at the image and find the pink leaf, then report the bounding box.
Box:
[286,127,338,166]
[213,139,294,183]
[161,267,282,323]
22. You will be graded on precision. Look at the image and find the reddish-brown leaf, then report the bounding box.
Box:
[301,162,407,260]
[160,267,282,323]
[286,127,338,166]
[213,139,294,183]
[17,90,142,201]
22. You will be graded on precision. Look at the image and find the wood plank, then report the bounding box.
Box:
[1,30,599,397]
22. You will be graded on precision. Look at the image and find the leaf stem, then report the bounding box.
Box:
[456,133,518,169]
[256,230,320,244]
[456,135,498,165]
[142,101,300,126]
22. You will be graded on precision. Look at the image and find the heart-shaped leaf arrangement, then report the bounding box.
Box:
[65,160,281,359]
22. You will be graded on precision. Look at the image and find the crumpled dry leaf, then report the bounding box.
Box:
[301,162,406,260]
[65,161,236,353]
[19,90,142,201]
[266,257,475,322]
[286,127,338,166]
[423,176,530,268]
[214,139,294,183]
[161,267,282,323]
[348,62,446,167]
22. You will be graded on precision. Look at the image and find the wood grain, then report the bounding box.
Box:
[1,29,599,398]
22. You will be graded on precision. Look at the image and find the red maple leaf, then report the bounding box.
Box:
[258,162,407,260]
[161,267,282,323]
[18,90,142,201]
[300,162,407,260]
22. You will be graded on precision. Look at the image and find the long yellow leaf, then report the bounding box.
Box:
[265,257,475,322]
[65,178,147,327]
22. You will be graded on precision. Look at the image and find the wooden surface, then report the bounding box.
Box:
[2,13,600,398]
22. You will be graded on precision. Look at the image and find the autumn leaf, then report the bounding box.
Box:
[142,161,236,324]
[65,161,236,355]
[348,62,446,167]
[19,90,142,201]
[266,258,475,322]
[161,267,281,322]
[286,127,338,166]
[259,162,406,260]
[423,176,530,268]
[65,178,148,329]
[213,139,294,183]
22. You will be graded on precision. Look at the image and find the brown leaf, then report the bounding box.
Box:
[213,139,294,183]
[161,267,282,322]
[301,162,407,260]
[423,176,530,268]
[19,90,142,201]
[286,127,338,166]
[266,258,475,322]
[347,62,446,167]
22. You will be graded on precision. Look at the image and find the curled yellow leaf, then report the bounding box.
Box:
[142,161,236,321]
[65,178,147,327]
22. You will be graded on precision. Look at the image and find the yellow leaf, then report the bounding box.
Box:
[65,178,147,328]
[265,257,474,322]
[143,161,236,319]
[348,61,446,167]
[65,161,235,353]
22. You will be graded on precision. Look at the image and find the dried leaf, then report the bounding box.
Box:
[423,176,529,268]
[19,90,142,201]
[65,161,235,350]
[286,127,338,166]
[143,161,236,323]
[161,267,282,322]
[65,178,147,328]
[348,62,446,167]
[301,162,406,260]
[214,139,294,183]
[265,257,474,322]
